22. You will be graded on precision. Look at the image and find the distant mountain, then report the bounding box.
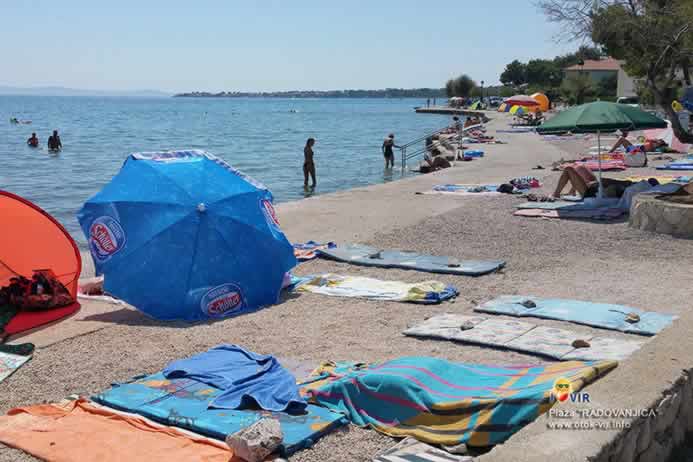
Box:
[0,85,170,97]
[175,88,447,98]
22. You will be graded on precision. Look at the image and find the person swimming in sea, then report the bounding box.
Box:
[27,133,39,147]
[303,137,316,189]
[10,117,19,124]
[47,130,62,151]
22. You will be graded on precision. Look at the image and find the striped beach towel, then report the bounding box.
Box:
[303,357,616,447]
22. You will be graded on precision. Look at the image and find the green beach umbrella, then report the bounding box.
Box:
[537,102,667,199]
[536,101,667,134]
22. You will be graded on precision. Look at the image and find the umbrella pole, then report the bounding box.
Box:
[597,130,603,200]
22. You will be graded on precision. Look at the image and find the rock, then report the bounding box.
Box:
[655,392,681,435]
[614,427,638,462]
[638,440,661,462]
[226,418,283,462]
[636,418,652,455]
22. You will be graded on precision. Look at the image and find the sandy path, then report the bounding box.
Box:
[2,113,691,462]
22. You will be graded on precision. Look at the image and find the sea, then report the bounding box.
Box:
[0,96,451,245]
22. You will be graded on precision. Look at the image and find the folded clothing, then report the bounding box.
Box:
[163,344,306,412]
[293,241,336,261]
[0,398,231,462]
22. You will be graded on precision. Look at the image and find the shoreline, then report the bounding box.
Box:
[5,113,693,462]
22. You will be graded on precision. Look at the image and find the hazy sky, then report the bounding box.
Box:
[1,0,575,92]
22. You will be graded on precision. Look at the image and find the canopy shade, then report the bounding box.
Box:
[504,95,540,107]
[537,101,667,134]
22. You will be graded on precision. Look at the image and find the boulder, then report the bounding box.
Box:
[226,418,283,462]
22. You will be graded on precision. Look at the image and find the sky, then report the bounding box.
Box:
[0,0,576,93]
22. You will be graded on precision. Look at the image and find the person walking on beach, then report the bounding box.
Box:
[303,137,316,189]
[27,133,39,148]
[382,134,400,169]
[47,130,62,151]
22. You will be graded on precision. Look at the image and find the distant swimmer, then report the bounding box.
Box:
[303,137,316,189]
[27,133,39,148]
[47,130,62,151]
[382,133,400,169]
[10,117,19,124]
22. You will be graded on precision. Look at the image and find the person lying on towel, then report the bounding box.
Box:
[552,165,640,199]
[610,131,666,153]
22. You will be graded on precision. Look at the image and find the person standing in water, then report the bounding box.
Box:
[27,133,39,147]
[382,134,400,169]
[47,130,62,151]
[303,137,316,189]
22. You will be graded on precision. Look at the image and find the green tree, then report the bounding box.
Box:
[526,59,563,88]
[538,0,693,142]
[500,60,527,86]
[561,73,595,105]
[445,74,477,98]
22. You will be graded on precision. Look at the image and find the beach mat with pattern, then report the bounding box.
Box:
[302,357,616,447]
[404,314,645,361]
[93,372,347,456]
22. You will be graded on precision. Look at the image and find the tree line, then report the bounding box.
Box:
[538,0,693,142]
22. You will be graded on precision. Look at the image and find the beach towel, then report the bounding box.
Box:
[475,296,676,336]
[94,372,346,456]
[516,198,620,210]
[302,357,616,447]
[404,314,645,361]
[463,150,484,158]
[419,185,501,196]
[0,349,31,384]
[293,241,336,261]
[162,344,306,412]
[569,160,626,171]
[374,437,473,462]
[295,274,458,304]
[317,245,505,277]
[513,208,625,220]
[0,398,233,462]
[657,163,693,171]
[625,175,691,184]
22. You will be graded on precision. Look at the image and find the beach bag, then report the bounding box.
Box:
[625,151,647,167]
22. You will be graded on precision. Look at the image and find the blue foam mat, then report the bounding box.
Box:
[475,295,677,336]
[93,372,347,456]
[317,244,505,276]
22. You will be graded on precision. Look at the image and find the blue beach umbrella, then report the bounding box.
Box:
[77,150,297,321]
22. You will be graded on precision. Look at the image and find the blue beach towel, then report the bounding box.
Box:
[94,371,346,456]
[475,296,677,336]
[317,244,505,276]
[162,344,306,412]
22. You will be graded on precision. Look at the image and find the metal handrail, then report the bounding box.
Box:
[399,124,453,149]
[399,123,485,169]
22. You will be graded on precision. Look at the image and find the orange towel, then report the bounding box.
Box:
[0,398,235,462]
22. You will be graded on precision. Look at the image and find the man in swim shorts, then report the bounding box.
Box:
[47,130,62,151]
[382,134,400,169]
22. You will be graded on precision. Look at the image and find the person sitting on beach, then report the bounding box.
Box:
[27,133,39,147]
[382,134,400,169]
[47,130,62,151]
[303,137,316,188]
[552,165,634,198]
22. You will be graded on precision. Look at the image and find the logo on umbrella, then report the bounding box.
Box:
[89,216,126,262]
[260,199,280,229]
[201,283,246,317]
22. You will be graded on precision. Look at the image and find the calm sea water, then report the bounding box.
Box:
[0,96,450,245]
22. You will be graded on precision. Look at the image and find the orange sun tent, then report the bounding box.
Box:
[0,191,81,339]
